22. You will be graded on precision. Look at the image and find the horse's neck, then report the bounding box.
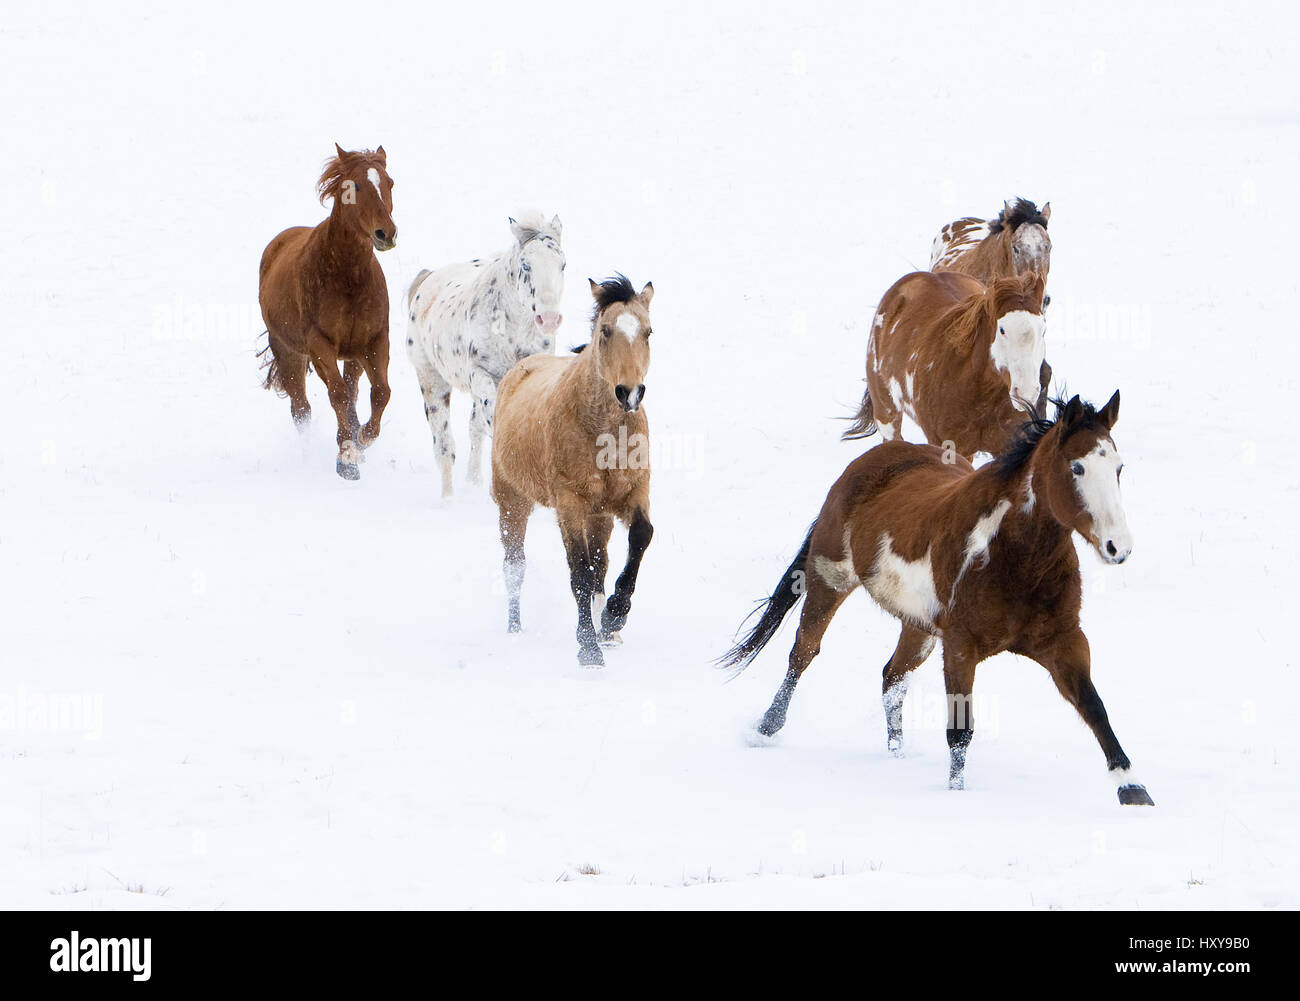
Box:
[309,207,374,275]
[479,245,530,325]
[958,462,1072,574]
[568,342,622,433]
[975,230,1012,278]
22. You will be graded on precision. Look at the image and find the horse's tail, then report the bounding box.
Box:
[717,521,817,672]
[256,330,284,396]
[408,269,432,308]
[840,383,878,440]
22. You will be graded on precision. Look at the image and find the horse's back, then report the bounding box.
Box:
[930,216,990,272]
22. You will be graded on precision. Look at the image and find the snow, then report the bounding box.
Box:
[2,1,1298,909]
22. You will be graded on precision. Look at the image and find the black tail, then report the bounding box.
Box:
[840,383,878,441]
[717,522,816,672]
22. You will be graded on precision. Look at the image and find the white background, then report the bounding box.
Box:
[2,1,1297,908]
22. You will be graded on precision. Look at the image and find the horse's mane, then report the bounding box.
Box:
[943,272,1045,351]
[989,394,1106,481]
[316,148,386,205]
[589,273,638,328]
[990,197,1049,234]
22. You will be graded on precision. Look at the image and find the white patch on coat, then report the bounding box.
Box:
[989,309,1046,409]
[813,527,859,593]
[950,499,1012,599]
[1021,472,1036,513]
[1074,439,1132,562]
[888,377,904,410]
[366,167,383,200]
[615,312,639,341]
[865,534,941,627]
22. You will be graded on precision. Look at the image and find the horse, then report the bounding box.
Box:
[490,275,655,667]
[721,393,1153,806]
[843,270,1048,462]
[405,211,566,497]
[258,144,396,480]
[930,197,1051,281]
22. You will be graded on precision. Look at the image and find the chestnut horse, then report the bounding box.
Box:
[843,270,1047,461]
[258,145,396,479]
[930,197,1051,281]
[722,393,1152,806]
[491,275,655,667]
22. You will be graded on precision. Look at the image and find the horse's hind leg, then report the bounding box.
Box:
[558,501,605,666]
[496,480,533,633]
[413,362,455,497]
[267,331,311,427]
[757,575,848,738]
[465,367,499,489]
[1027,628,1154,806]
[882,625,937,755]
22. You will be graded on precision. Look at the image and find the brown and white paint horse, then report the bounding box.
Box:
[844,270,1048,461]
[723,393,1152,806]
[931,197,1051,282]
[258,144,396,479]
[491,275,655,666]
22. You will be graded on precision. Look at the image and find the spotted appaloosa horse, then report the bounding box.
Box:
[406,211,566,497]
[491,275,655,667]
[843,270,1048,461]
[931,197,1051,281]
[258,145,396,480]
[722,393,1152,807]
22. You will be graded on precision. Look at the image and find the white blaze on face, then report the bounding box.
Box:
[615,312,639,342]
[990,309,1046,410]
[1074,438,1132,563]
[366,167,384,202]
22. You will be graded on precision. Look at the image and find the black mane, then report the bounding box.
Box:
[989,395,1105,480]
[589,273,637,328]
[990,197,1048,234]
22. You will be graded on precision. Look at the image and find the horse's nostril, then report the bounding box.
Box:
[1106,541,1118,556]
[374,230,387,241]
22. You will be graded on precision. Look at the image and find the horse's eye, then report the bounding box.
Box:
[645,328,652,337]
[998,326,1005,335]
[1071,462,1084,476]
[560,262,566,271]
[601,324,612,338]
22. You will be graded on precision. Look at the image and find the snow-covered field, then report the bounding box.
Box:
[3,2,1298,909]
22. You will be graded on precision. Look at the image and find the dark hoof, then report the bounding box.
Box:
[336,461,361,480]
[1118,784,1155,806]
[578,645,604,668]
[755,713,783,738]
[601,600,629,636]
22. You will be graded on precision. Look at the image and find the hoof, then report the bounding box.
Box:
[745,726,779,748]
[887,736,904,757]
[599,630,623,648]
[948,774,965,791]
[507,619,521,634]
[578,645,605,668]
[1118,784,1155,806]
[336,461,361,480]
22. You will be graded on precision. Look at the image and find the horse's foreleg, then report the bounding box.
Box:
[586,514,615,643]
[941,637,981,789]
[309,334,361,480]
[465,368,499,488]
[1028,629,1154,806]
[558,504,603,666]
[882,625,937,755]
[358,336,391,451]
[413,362,455,497]
[757,576,848,738]
[599,507,653,642]
[342,361,363,443]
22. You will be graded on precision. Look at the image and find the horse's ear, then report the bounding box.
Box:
[549,214,562,237]
[1063,394,1084,426]
[1002,198,1017,221]
[509,217,526,244]
[334,142,347,160]
[639,282,654,305]
[1040,201,1051,224]
[376,145,386,163]
[588,278,601,298]
[1099,390,1120,429]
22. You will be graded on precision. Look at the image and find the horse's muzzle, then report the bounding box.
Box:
[615,384,645,413]
[372,229,397,252]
